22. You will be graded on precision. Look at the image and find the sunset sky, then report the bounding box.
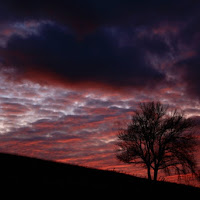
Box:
[0,0,200,183]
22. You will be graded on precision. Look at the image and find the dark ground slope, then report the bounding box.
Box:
[0,153,199,198]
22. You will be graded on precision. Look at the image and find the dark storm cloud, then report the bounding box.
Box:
[0,0,198,32]
[172,15,200,99]
[0,23,166,89]
[138,33,171,55]
[179,15,200,46]
[174,56,200,98]
[0,0,200,94]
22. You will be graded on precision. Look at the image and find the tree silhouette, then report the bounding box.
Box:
[116,102,198,181]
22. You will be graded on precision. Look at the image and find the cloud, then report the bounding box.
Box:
[174,56,200,98]
[0,1,199,96]
[0,1,198,33]
[0,99,131,168]
[0,23,167,91]
[0,102,30,115]
[0,69,137,168]
[170,15,200,99]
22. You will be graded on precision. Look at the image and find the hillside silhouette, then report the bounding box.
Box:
[0,153,199,198]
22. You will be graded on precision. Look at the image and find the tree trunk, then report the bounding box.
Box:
[147,166,152,181]
[153,168,158,181]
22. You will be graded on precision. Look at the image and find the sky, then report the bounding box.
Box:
[0,0,200,185]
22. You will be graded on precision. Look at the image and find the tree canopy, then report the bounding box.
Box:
[116,101,198,181]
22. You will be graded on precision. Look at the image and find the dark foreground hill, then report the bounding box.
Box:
[0,153,199,198]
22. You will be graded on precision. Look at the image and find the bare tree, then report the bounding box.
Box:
[116,101,198,181]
